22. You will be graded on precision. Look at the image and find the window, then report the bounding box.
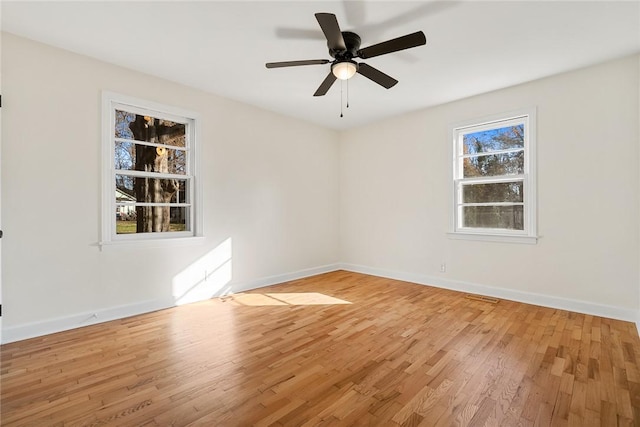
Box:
[102,93,201,245]
[450,108,537,243]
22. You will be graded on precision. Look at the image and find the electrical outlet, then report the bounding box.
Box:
[440,263,446,273]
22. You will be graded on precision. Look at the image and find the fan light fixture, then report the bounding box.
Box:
[332,61,357,80]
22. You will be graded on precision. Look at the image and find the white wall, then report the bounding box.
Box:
[1,33,340,341]
[339,55,640,319]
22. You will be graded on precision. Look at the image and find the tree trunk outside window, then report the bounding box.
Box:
[129,116,183,233]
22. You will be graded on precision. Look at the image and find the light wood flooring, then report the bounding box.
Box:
[2,270,640,426]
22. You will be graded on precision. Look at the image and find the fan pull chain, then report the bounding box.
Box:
[339,80,350,118]
[346,78,349,109]
[340,80,344,118]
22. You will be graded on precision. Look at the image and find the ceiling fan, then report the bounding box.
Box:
[266,13,427,97]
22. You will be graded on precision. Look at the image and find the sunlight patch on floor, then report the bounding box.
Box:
[230,292,352,306]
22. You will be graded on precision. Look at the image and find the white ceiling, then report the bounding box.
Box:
[3,1,639,130]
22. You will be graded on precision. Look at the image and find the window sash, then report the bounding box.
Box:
[455,178,527,230]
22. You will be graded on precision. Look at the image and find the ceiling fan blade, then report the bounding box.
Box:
[315,13,346,51]
[313,72,337,96]
[357,31,426,59]
[357,63,398,89]
[266,59,330,69]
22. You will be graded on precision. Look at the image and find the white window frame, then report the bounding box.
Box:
[448,108,537,244]
[101,92,203,248]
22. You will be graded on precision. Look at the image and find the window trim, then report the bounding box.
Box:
[101,92,203,248]
[447,107,537,244]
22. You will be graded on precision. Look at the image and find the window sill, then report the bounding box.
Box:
[447,232,538,244]
[97,235,205,251]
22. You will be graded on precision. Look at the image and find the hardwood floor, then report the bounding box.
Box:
[2,270,640,426]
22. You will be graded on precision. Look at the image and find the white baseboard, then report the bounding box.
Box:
[2,297,176,344]
[2,263,341,344]
[339,263,639,324]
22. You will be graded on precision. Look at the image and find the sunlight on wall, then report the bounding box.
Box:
[231,292,352,306]
[172,237,232,305]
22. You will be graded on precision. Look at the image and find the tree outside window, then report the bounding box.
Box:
[451,110,536,243]
[103,93,199,244]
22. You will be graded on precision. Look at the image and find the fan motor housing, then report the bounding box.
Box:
[329,31,362,59]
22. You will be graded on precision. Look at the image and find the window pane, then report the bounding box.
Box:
[463,151,524,177]
[462,205,524,230]
[116,206,188,234]
[462,182,523,203]
[115,141,186,175]
[463,124,524,155]
[115,110,135,139]
[116,175,189,204]
[169,207,188,232]
[115,110,186,148]
[115,206,137,231]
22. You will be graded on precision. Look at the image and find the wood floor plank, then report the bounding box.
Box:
[2,270,640,426]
